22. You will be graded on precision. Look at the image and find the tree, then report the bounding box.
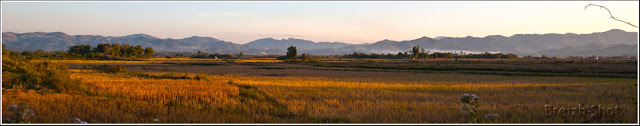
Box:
[238,51,244,59]
[424,50,430,59]
[68,44,92,56]
[504,54,518,59]
[82,44,92,55]
[144,47,154,58]
[286,46,297,60]
[301,53,309,62]
[122,44,132,57]
[196,50,205,58]
[431,53,438,59]
[411,45,421,58]
[495,53,504,59]
[134,45,144,57]
[96,43,111,53]
[541,55,549,59]
[396,52,404,58]
[219,54,233,59]
[111,43,121,57]
[65,43,153,59]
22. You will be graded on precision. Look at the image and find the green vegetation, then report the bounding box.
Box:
[68,43,154,59]
[341,45,518,59]
[3,54,637,123]
[15,43,155,60]
[2,46,86,93]
[2,43,637,123]
[92,64,127,73]
[191,50,235,59]
[286,46,298,61]
[278,46,320,62]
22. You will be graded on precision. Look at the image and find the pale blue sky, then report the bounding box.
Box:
[2,1,638,44]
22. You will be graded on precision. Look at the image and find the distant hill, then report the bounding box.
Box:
[179,36,222,44]
[1,32,281,55]
[539,43,637,57]
[122,33,160,39]
[2,29,637,57]
[333,37,475,55]
[438,29,638,56]
[245,29,636,56]
[245,38,353,50]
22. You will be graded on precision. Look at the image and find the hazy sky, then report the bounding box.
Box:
[2,1,638,44]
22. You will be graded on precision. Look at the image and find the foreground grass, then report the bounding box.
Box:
[2,69,289,123]
[2,68,637,123]
[233,74,637,123]
[43,58,282,64]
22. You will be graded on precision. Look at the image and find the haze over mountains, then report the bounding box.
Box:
[2,29,637,57]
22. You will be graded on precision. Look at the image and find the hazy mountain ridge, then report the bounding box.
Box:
[2,29,637,57]
[539,43,638,57]
[334,37,476,55]
[122,33,160,39]
[245,38,354,51]
[245,29,637,56]
[438,29,637,56]
[1,32,282,55]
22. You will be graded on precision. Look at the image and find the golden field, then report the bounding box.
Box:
[34,58,283,64]
[2,58,637,123]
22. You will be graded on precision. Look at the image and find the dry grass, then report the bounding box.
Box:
[231,74,637,123]
[39,58,282,64]
[2,69,288,123]
[3,61,638,123]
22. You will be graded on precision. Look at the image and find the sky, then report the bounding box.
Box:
[2,1,639,44]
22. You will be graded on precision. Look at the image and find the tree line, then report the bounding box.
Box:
[14,44,517,60]
[341,45,518,59]
[12,43,154,60]
[190,50,238,59]
[68,43,154,58]
[279,46,321,62]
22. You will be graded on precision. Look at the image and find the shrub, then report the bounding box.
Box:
[2,48,87,93]
[93,64,127,73]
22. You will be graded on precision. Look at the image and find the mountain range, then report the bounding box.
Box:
[2,29,637,57]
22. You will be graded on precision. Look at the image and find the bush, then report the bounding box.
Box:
[2,48,87,94]
[93,64,127,73]
[159,72,191,79]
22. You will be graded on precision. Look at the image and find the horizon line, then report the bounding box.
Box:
[2,28,636,44]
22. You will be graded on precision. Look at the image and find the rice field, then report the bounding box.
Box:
[35,58,282,64]
[2,59,638,123]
